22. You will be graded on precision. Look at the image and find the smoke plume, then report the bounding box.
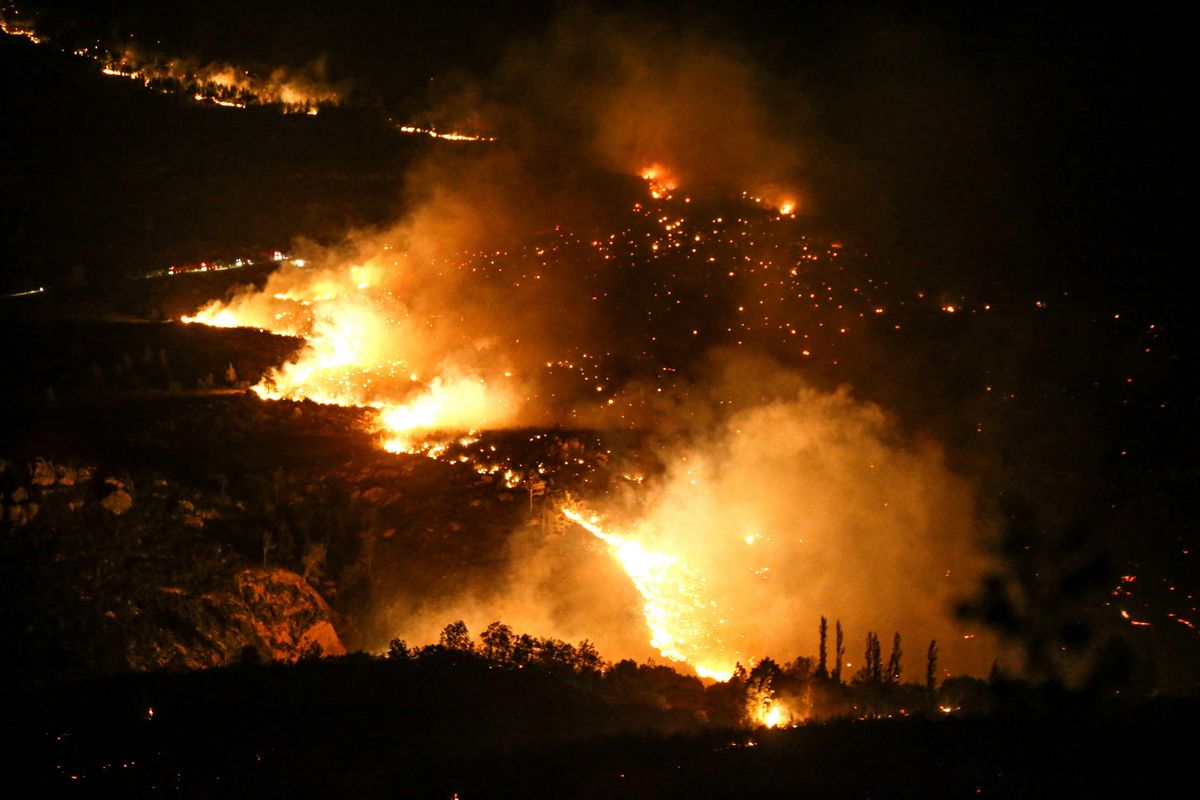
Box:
[186,7,998,675]
[387,355,997,677]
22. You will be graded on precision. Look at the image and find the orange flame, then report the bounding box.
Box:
[749,693,793,728]
[640,163,677,200]
[183,258,518,444]
[562,505,735,681]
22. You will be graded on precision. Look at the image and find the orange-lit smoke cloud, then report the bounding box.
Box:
[475,6,806,209]
[618,380,995,677]
[186,9,996,675]
[184,8,808,434]
[389,355,997,677]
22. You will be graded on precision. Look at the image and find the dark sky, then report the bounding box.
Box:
[5,1,1189,301]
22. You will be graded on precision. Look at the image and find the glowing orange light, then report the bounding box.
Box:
[562,505,735,681]
[640,163,677,200]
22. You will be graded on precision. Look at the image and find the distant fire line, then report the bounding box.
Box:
[3,9,491,139]
[395,124,497,143]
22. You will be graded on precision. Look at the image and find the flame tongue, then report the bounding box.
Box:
[182,258,520,445]
[562,506,735,681]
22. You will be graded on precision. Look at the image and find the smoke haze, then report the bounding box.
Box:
[185,6,998,676]
[386,355,997,677]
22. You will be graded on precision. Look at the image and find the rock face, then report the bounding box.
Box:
[232,568,347,661]
[3,458,347,678]
[100,488,133,515]
[124,567,346,672]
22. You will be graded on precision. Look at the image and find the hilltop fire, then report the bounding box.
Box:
[178,169,995,680]
[162,0,1001,680]
[2,8,492,136]
[2,8,339,114]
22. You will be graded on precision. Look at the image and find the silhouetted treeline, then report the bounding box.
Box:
[378,619,1139,728]
[12,617,1195,798]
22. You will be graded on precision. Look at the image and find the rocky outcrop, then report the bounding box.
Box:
[232,567,346,661]
[100,488,133,515]
[3,457,346,678]
[121,567,346,672]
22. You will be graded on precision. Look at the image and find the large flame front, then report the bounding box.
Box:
[183,258,518,447]
[562,506,735,680]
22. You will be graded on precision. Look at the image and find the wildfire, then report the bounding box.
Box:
[396,124,497,143]
[181,307,241,328]
[183,259,518,446]
[749,694,793,728]
[639,164,799,222]
[1,14,42,44]
[739,189,800,217]
[95,49,339,114]
[2,10,338,114]
[5,8,517,134]
[375,375,511,453]
[640,164,677,200]
[562,506,735,681]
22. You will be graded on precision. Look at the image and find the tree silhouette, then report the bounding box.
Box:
[926,639,939,696]
[511,633,535,665]
[817,616,829,678]
[575,640,604,674]
[439,620,473,651]
[748,657,782,694]
[480,621,514,662]
[886,632,902,683]
[833,620,845,684]
[857,632,883,684]
[387,638,412,660]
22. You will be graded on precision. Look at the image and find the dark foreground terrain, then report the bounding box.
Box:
[8,656,1193,798]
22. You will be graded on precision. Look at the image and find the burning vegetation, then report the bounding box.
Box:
[3,6,339,114]
[2,3,495,138]
[156,6,1001,667]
